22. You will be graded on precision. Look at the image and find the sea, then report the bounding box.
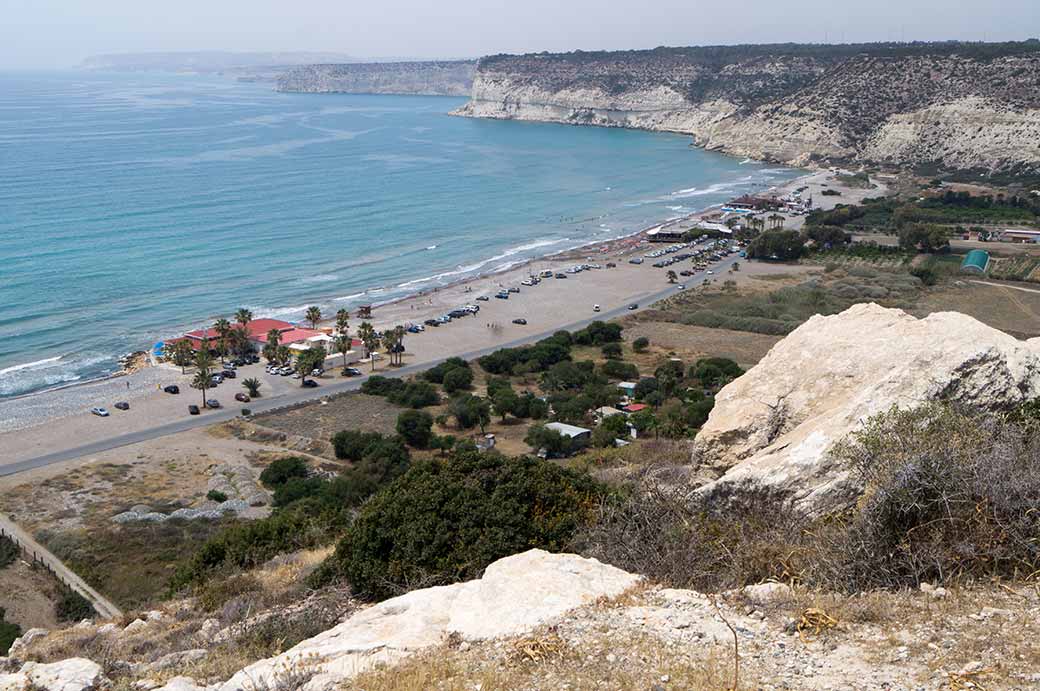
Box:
[0,71,802,398]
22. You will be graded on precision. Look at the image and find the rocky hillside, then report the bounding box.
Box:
[277,61,476,97]
[695,303,1040,511]
[454,42,1040,173]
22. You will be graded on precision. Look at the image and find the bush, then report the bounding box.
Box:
[259,456,309,488]
[478,340,572,375]
[746,230,805,261]
[633,377,660,401]
[441,366,474,394]
[206,489,228,503]
[396,410,434,448]
[0,535,18,569]
[56,587,95,622]
[601,342,623,360]
[581,403,1040,594]
[448,394,490,431]
[0,608,21,656]
[388,381,440,408]
[689,357,744,390]
[332,430,385,461]
[600,359,639,381]
[361,375,404,396]
[316,451,603,598]
[525,424,586,458]
[422,357,470,384]
[573,321,623,346]
[632,336,650,353]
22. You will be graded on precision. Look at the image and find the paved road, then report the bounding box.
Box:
[0,513,123,619]
[1,254,738,478]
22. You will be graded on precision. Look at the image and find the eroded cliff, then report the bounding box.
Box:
[454,43,1040,173]
[277,61,476,97]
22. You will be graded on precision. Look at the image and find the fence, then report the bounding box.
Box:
[0,519,122,620]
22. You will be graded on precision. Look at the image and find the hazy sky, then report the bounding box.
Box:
[2,0,1039,69]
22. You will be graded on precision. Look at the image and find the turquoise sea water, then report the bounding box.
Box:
[0,71,801,397]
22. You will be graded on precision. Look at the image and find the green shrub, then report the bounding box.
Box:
[388,381,440,408]
[396,410,434,448]
[422,357,470,384]
[689,357,744,390]
[448,394,490,431]
[361,375,404,396]
[206,489,228,503]
[573,321,623,346]
[441,367,474,394]
[316,451,603,598]
[56,587,95,622]
[0,535,18,569]
[259,456,309,488]
[332,430,385,461]
[0,608,21,656]
[632,337,650,353]
[601,359,639,381]
[524,424,586,458]
[601,342,623,360]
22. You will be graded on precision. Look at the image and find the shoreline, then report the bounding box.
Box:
[0,170,810,406]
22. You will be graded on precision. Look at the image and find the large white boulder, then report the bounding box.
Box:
[696,304,1040,510]
[218,549,640,691]
[0,658,103,691]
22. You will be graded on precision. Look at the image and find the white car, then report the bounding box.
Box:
[91,407,109,417]
[707,270,715,275]
[593,304,601,312]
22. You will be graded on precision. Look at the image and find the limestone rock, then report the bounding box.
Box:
[153,677,210,691]
[147,650,208,673]
[741,582,794,605]
[0,658,103,691]
[218,549,640,690]
[7,628,48,658]
[695,304,1040,511]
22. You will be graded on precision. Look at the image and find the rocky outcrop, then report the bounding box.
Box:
[277,61,476,97]
[219,549,639,690]
[454,43,1040,173]
[0,658,102,691]
[695,303,1040,510]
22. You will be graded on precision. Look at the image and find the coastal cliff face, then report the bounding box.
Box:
[277,61,476,97]
[454,44,1040,173]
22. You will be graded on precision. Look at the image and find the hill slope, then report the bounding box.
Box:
[453,42,1040,173]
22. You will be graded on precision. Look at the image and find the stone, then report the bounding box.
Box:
[198,618,221,639]
[218,550,640,690]
[147,650,208,673]
[7,628,48,658]
[96,623,119,636]
[741,582,794,605]
[124,619,149,634]
[0,658,104,691]
[695,305,1040,512]
[154,677,209,691]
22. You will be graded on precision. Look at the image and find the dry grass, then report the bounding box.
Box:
[351,628,747,691]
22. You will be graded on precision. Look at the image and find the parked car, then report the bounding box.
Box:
[235,393,250,403]
[555,273,567,279]
[495,292,509,299]
[302,379,319,388]
[508,286,520,293]
[114,401,130,411]
[343,367,362,377]
[512,318,528,325]
[311,368,324,376]
[223,362,236,370]
[606,262,617,268]
[188,404,200,415]
[406,324,422,333]
[521,279,534,286]
[90,407,109,417]
[423,318,440,327]
[629,258,644,265]
[476,295,489,301]
[163,385,180,394]
[222,369,236,379]
[279,367,293,376]
[206,399,221,409]
[593,304,601,312]
[210,373,224,385]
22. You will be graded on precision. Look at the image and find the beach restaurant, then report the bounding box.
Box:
[171,318,358,360]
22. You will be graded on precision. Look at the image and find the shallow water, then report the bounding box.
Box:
[0,71,801,397]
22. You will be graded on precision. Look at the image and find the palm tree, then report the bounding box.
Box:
[305,306,322,330]
[335,334,352,374]
[234,308,253,330]
[392,325,406,366]
[242,378,262,397]
[383,327,401,367]
[263,328,282,364]
[335,309,349,337]
[357,322,379,371]
[192,339,214,408]
[666,270,678,283]
[334,309,351,372]
[213,318,232,364]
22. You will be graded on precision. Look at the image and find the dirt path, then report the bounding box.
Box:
[0,513,122,620]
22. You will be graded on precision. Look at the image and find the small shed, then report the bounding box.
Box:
[545,422,592,443]
[960,250,990,274]
[617,381,637,396]
[595,406,625,421]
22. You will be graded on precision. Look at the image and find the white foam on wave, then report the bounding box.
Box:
[394,237,571,291]
[0,355,63,376]
[426,245,438,250]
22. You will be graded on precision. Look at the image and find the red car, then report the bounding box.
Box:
[235,393,250,403]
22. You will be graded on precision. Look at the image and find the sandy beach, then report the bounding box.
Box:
[0,168,871,472]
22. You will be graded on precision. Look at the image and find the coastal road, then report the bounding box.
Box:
[0,512,123,619]
[1,255,738,478]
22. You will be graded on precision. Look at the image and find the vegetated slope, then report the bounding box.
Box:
[454,42,1040,173]
[277,61,477,96]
